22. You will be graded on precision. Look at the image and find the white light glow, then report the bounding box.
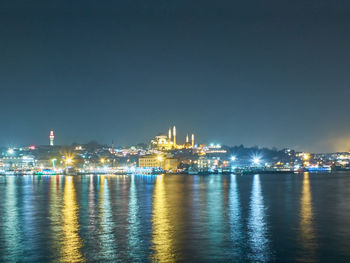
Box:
[252,157,261,165]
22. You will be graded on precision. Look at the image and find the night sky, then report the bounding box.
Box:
[1,1,350,152]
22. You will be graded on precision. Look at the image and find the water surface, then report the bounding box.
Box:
[1,173,350,262]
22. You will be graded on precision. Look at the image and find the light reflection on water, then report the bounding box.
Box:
[99,176,117,260]
[229,174,245,260]
[99,176,117,261]
[248,174,271,262]
[127,175,143,262]
[206,175,225,259]
[61,176,84,262]
[49,176,62,260]
[299,173,317,262]
[2,176,22,262]
[1,173,350,262]
[151,175,176,263]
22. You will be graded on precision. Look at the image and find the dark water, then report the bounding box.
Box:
[1,173,350,262]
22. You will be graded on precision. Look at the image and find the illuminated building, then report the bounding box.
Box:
[197,156,223,172]
[139,155,162,168]
[151,134,174,150]
[138,155,178,171]
[163,158,178,171]
[49,130,55,146]
[202,144,227,154]
[198,156,209,171]
[1,155,36,170]
[151,125,196,150]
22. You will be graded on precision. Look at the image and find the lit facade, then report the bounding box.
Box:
[2,155,36,169]
[139,155,162,168]
[151,134,174,150]
[138,155,178,171]
[151,125,195,150]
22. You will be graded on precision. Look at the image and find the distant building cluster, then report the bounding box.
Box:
[1,128,350,175]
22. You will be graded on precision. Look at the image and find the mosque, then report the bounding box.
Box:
[151,126,195,150]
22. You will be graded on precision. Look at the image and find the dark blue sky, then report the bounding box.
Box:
[1,1,350,152]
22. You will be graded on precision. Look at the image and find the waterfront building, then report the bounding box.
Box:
[139,155,163,168]
[163,157,178,171]
[138,154,178,171]
[1,155,36,170]
[198,156,209,171]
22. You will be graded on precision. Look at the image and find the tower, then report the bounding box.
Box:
[49,130,54,146]
[191,134,194,148]
[186,134,189,143]
[168,128,172,140]
[173,126,176,147]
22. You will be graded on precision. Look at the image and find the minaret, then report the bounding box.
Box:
[191,134,194,148]
[173,126,176,147]
[168,128,172,140]
[49,130,55,146]
[186,134,189,143]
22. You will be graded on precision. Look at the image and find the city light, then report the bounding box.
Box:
[0,123,342,176]
[303,153,311,161]
[0,6,348,262]
[252,156,261,165]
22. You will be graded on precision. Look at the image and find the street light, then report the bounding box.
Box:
[231,156,236,161]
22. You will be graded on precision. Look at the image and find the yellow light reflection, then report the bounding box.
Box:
[61,176,85,263]
[50,176,61,257]
[299,173,317,261]
[151,175,175,262]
